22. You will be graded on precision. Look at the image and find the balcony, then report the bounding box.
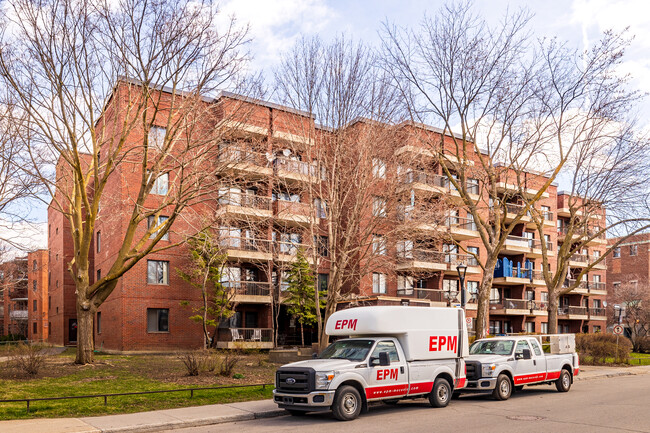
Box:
[396,250,481,274]
[222,281,272,304]
[490,298,532,315]
[503,203,532,223]
[216,192,272,220]
[219,237,272,262]
[218,146,272,178]
[9,309,28,320]
[589,307,606,321]
[493,258,547,286]
[526,210,555,228]
[445,217,480,240]
[397,206,443,234]
[589,281,607,296]
[399,170,480,203]
[273,241,313,264]
[216,327,273,349]
[567,253,606,271]
[274,157,319,184]
[496,182,550,199]
[396,288,449,307]
[501,235,552,257]
[274,200,316,227]
[558,306,589,320]
[563,280,606,296]
[557,226,606,246]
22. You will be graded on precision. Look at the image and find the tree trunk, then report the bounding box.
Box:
[75,307,96,364]
[547,294,559,334]
[301,322,305,347]
[476,257,497,339]
[319,298,337,352]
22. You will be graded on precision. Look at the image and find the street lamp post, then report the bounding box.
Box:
[457,263,468,309]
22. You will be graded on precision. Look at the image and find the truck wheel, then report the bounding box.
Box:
[492,374,512,400]
[332,385,362,421]
[428,377,451,408]
[555,369,572,392]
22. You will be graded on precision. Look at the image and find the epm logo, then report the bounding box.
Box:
[376,368,398,380]
[429,335,457,352]
[334,319,358,330]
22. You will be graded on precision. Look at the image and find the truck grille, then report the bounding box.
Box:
[465,361,481,380]
[276,368,314,394]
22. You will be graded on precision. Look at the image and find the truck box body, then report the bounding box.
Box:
[326,306,469,362]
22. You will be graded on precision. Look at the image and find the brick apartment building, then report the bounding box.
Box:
[607,232,650,305]
[0,249,49,340]
[45,81,608,351]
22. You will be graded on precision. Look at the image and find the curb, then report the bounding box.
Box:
[574,370,646,382]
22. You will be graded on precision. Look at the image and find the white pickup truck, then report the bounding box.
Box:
[461,335,580,400]
[273,306,469,421]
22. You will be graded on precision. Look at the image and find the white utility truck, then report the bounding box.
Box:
[273,306,469,421]
[461,334,580,400]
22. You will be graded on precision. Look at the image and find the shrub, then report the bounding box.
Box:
[177,351,208,376]
[203,352,219,372]
[576,333,633,364]
[636,336,650,354]
[233,373,244,379]
[10,343,45,375]
[218,353,239,377]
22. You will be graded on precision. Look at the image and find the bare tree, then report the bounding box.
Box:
[0,0,251,363]
[608,279,650,351]
[274,36,419,349]
[381,1,644,338]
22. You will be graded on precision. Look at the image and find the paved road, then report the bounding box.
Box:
[164,374,650,433]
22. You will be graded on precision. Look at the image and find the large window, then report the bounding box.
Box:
[397,275,414,294]
[372,196,387,217]
[96,231,101,253]
[372,235,387,255]
[613,247,621,258]
[314,198,327,219]
[147,308,169,332]
[467,246,479,266]
[467,281,479,298]
[372,273,386,294]
[147,260,169,285]
[630,245,638,256]
[151,172,169,195]
[315,235,328,257]
[372,158,386,179]
[147,215,169,240]
[148,125,166,149]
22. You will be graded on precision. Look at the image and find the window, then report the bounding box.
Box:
[151,172,169,195]
[32,280,37,292]
[372,158,386,179]
[148,125,166,149]
[613,247,620,258]
[593,299,601,308]
[33,322,37,334]
[490,288,501,303]
[33,300,37,312]
[593,250,601,258]
[443,244,458,263]
[525,322,535,333]
[467,178,479,194]
[147,308,169,332]
[593,325,601,333]
[370,341,400,363]
[593,274,601,283]
[613,282,620,290]
[541,322,548,334]
[467,281,479,298]
[314,198,327,219]
[147,215,169,240]
[372,273,386,294]
[33,260,37,271]
[147,260,169,285]
[467,246,479,266]
[541,292,549,303]
[96,231,101,253]
[316,235,329,257]
[97,269,101,282]
[48,296,51,309]
[397,275,414,294]
[525,290,534,301]
[544,234,552,250]
[443,279,459,294]
[397,240,414,258]
[97,312,102,334]
[630,245,638,256]
[372,235,387,255]
[56,280,59,288]
[372,196,387,217]
[489,320,501,335]
[318,274,329,293]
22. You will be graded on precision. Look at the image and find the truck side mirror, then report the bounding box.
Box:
[379,351,391,366]
[523,348,532,360]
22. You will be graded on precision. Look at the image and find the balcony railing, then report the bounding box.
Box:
[590,281,606,291]
[445,216,477,231]
[274,157,318,177]
[273,240,312,256]
[218,191,272,210]
[218,327,273,343]
[505,235,531,248]
[590,307,606,317]
[531,240,553,251]
[222,281,271,297]
[400,171,447,188]
[396,288,447,302]
[569,253,589,264]
[568,306,589,316]
[219,237,271,253]
[542,210,554,221]
[9,310,28,320]
[275,200,311,217]
[397,249,479,267]
[558,226,606,239]
[218,146,268,166]
[564,279,589,289]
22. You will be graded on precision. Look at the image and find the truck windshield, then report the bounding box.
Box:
[469,340,514,355]
[319,339,374,361]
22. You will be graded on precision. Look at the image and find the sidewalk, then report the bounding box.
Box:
[2,365,649,433]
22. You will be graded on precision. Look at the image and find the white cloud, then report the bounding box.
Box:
[0,220,47,259]
[220,0,337,69]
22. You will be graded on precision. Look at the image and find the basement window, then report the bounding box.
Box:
[147,308,169,333]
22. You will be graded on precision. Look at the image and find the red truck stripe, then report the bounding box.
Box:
[407,381,434,395]
[366,384,409,399]
[545,371,561,381]
[513,373,547,385]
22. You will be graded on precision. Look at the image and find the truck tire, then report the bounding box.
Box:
[492,374,512,400]
[555,369,572,392]
[428,377,452,408]
[332,385,362,421]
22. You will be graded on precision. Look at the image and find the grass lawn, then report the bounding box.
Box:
[0,349,276,420]
[580,352,650,366]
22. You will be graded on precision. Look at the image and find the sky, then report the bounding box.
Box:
[16,0,650,250]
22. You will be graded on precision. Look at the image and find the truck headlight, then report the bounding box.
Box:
[315,371,335,390]
[482,363,496,377]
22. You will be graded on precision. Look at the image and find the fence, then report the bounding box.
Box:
[0,382,273,414]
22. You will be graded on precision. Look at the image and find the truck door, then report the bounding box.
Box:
[529,338,547,379]
[365,340,409,400]
[513,340,544,385]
